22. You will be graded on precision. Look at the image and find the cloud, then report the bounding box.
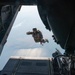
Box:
[12,22,23,29]
[14,48,44,57]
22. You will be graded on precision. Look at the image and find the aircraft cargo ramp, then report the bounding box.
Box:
[0,57,54,75]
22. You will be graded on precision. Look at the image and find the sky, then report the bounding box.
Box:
[0,6,64,70]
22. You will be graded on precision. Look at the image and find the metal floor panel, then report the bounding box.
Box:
[1,57,53,75]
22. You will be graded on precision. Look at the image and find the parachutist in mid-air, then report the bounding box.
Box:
[26,28,49,45]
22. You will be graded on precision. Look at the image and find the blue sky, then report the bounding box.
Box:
[0,6,64,70]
